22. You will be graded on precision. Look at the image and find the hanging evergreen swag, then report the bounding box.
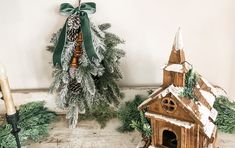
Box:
[48,1,125,128]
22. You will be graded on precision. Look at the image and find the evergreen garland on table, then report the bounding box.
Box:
[130,111,152,139]
[117,95,146,132]
[48,17,125,127]
[79,102,117,128]
[214,95,235,133]
[117,94,152,146]
[0,101,57,148]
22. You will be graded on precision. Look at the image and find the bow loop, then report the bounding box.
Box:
[80,2,96,14]
[60,3,76,15]
[60,2,96,15]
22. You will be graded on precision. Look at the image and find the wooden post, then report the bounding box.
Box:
[70,33,83,68]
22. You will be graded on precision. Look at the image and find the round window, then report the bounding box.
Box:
[161,98,177,113]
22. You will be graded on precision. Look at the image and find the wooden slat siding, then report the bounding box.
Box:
[163,70,172,87]
[181,127,185,148]
[169,49,178,63]
[179,50,186,64]
[168,49,185,64]
[174,72,184,87]
[196,124,200,148]
[151,119,156,145]
[187,127,191,148]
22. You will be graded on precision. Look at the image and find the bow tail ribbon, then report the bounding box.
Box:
[80,12,98,61]
[53,21,67,67]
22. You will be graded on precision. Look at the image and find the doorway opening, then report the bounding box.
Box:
[162,130,177,148]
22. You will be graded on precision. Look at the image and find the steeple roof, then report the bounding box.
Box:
[169,28,185,64]
[173,28,184,50]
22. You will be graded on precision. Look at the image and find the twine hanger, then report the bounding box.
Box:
[78,0,81,7]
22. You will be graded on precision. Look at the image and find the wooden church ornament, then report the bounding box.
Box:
[138,28,218,148]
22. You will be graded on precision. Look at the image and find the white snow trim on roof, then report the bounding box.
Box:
[200,90,215,107]
[149,87,163,98]
[198,103,211,126]
[164,62,191,73]
[139,97,154,109]
[204,120,215,138]
[157,85,183,99]
[210,108,218,121]
[145,112,194,129]
[197,103,216,138]
[196,83,200,89]
[165,64,184,73]
[139,85,183,109]
[200,77,223,97]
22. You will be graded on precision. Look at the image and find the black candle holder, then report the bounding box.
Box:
[0,91,21,148]
[6,111,21,148]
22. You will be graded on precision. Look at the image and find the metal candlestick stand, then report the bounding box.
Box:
[0,95,21,148]
[6,111,21,148]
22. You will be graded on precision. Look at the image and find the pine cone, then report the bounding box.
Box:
[67,14,81,42]
[67,29,80,42]
[67,14,80,30]
[68,79,81,93]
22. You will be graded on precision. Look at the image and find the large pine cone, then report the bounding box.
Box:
[68,79,81,93]
[67,29,80,42]
[67,14,81,42]
[67,14,80,29]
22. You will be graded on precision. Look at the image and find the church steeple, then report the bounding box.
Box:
[163,28,191,87]
[169,28,185,64]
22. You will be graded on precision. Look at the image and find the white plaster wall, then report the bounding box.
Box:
[0,0,234,98]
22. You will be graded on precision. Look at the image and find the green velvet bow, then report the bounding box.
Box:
[53,2,98,67]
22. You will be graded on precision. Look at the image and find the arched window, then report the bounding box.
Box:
[161,97,177,113]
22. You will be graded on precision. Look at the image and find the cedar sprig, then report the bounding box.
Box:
[0,101,57,148]
[214,96,235,133]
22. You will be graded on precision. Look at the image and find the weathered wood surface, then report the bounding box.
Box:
[25,116,235,148]
[1,88,235,147]
[27,117,141,148]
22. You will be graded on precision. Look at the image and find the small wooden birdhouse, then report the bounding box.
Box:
[138,29,218,148]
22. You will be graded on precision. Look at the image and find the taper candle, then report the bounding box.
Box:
[0,64,16,115]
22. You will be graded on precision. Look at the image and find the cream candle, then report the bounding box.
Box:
[0,64,16,115]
